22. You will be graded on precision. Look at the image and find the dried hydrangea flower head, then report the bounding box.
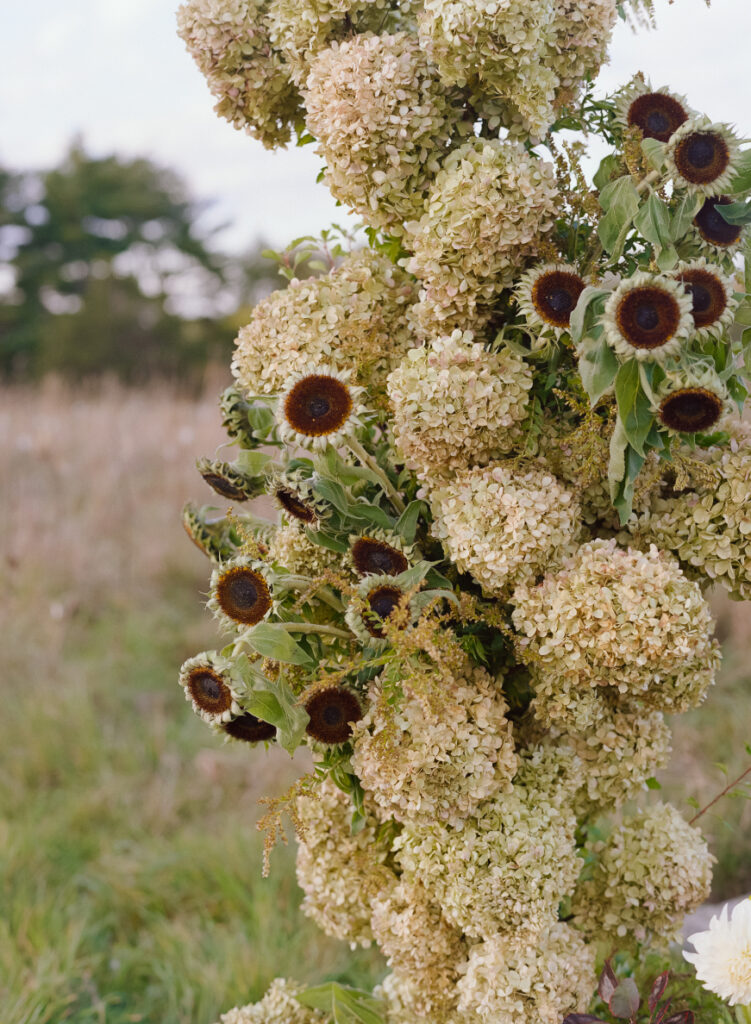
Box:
[430,461,580,596]
[456,924,596,1024]
[232,249,417,398]
[351,659,517,826]
[387,330,532,476]
[295,778,397,948]
[305,32,464,233]
[177,0,303,148]
[214,978,327,1024]
[572,802,714,947]
[404,138,558,327]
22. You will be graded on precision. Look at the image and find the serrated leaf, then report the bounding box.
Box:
[717,200,751,226]
[598,961,619,1003]
[642,137,667,172]
[615,360,654,456]
[245,622,314,666]
[598,176,640,255]
[578,336,619,404]
[243,674,309,755]
[634,192,673,251]
[609,978,641,1019]
[313,478,350,516]
[649,971,671,1013]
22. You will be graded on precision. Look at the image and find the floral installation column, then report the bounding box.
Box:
[176,0,751,1021]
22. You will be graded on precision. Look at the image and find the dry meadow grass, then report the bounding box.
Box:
[1,379,749,1022]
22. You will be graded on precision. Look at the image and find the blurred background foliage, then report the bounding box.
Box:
[0,141,283,384]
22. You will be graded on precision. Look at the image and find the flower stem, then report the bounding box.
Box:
[735,1005,751,1024]
[689,763,751,826]
[284,622,352,639]
[347,436,406,514]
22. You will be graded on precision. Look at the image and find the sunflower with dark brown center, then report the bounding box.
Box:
[658,388,725,434]
[673,131,730,187]
[694,196,743,249]
[304,686,363,745]
[674,262,733,340]
[222,712,276,743]
[212,563,272,626]
[603,273,693,363]
[531,269,585,329]
[186,666,234,717]
[276,486,317,523]
[283,374,353,439]
[627,91,689,141]
[364,584,405,638]
[351,536,409,577]
[203,472,248,501]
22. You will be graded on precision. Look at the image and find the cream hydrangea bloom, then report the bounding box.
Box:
[387,331,532,476]
[232,249,417,400]
[304,33,463,233]
[215,978,326,1024]
[572,802,714,946]
[295,777,397,948]
[370,880,466,1018]
[430,461,580,596]
[417,0,558,137]
[456,924,596,1024]
[395,753,580,941]
[630,423,751,599]
[404,139,558,329]
[512,539,718,710]
[352,660,518,826]
[177,0,303,148]
[684,898,751,1007]
[547,0,617,98]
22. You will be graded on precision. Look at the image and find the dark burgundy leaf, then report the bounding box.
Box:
[662,1013,694,1024]
[649,972,671,1013]
[599,961,619,1003]
[609,978,641,1019]
[561,1016,610,1024]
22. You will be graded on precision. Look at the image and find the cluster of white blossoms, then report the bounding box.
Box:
[387,331,532,476]
[178,2,751,1022]
[430,461,580,596]
[351,658,517,826]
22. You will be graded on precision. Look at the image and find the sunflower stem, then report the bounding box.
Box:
[347,436,406,514]
[283,622,352,639]
[278,576,345,613]
[636,168,661,193]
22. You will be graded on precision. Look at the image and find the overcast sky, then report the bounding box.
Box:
[1,0,748,251]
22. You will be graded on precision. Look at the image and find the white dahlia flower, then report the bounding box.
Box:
[684,898,751,1007]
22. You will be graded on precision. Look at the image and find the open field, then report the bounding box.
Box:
[1,381,749,1023]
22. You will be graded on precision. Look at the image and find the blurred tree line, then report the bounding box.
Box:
[0,142,283,385]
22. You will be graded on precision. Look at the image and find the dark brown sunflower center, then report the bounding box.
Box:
[674,132,730,186]
[365,585,403,638]
[284,375,352,437]
[677,269,727,328]
[616,287,681,350]
[351,537,409,577]
[202,472,247,501]
[531,270,585,328]
[694,197,742,247]
[216,568,272,625]
[223,713,276,743]
[276,486,316,523]
[304,688,363,745]
[628,93,689,142]
[188,668,232,715]
[658,388,724,433]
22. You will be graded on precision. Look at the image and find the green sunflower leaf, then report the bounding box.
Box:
[716,200,751,226]
[593,153,622,191]
[241,672,309,756]
[634,192,673,251]
[598,176,640,255]
[641,137,667,172]
[614,359,654,455]
[670,192,703,241]
[244,622,315,667]
[577,335,619,405]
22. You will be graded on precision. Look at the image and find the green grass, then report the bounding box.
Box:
[1,577,383,1024]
